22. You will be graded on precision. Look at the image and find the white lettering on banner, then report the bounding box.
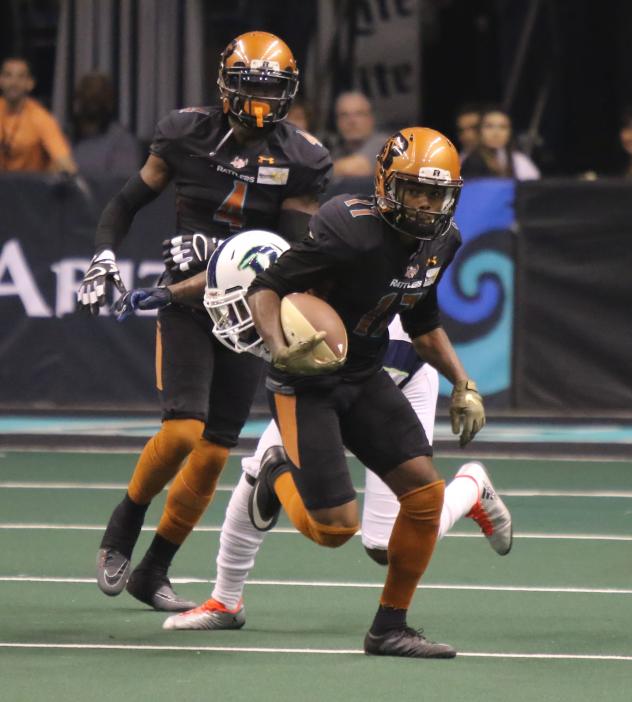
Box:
[0,239,53,317]
[353,0,420,124]
[51,259,91,318]
[0,245,163,318]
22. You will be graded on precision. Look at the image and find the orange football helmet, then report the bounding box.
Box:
[375,127,463,240]
[218,31,299,128]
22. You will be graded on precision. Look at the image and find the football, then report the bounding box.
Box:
[280,292,348,365]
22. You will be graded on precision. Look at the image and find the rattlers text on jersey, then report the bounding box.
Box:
[151,105,331,278]
[250,193,461,383]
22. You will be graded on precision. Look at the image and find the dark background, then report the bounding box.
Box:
[3,0,632,176]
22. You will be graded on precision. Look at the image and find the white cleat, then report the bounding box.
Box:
[456,462,513,555]
[163,598,245,631]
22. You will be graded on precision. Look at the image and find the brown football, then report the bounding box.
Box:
[280,292,348,364]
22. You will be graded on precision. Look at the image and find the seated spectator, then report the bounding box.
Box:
[461,107,540,180]
[328,91,389,177]
[618,109,632,177]
[70,72,142,177]
[286,98,312,132]
[454,103,482,161]
[0,56,77,173]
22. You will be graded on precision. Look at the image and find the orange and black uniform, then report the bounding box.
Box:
[249,194,461,509]
[149,106,331,445]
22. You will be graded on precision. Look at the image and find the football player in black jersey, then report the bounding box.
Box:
[76,31,332,611]
[244,127,485,658]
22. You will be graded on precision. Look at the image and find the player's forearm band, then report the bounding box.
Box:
[94,174,161,253]
[277,208,312,243]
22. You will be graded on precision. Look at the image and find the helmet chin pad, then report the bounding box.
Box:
[243,99,271,128]
[204,286,263,354]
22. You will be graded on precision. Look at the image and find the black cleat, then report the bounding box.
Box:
[96,548,131,596]
[364,627,457,659]
[96,494,148,597]
[248,445,288,532]
[126,567,197,612]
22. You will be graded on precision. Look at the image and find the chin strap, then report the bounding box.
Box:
[208,127,234,157]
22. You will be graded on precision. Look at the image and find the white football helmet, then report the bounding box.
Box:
[204,229,289,355]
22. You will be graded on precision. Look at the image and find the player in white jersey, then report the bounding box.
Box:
[163,313,512,630]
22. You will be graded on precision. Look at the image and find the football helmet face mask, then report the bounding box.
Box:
[375,127,463,240]
[204,230,289,355]
[218,31,299,129]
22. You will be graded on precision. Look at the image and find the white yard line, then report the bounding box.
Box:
[0,482,235,492]
[1,448,631,462]
[0,641,629,661]
[2,481,632,498]
[0,522,630,542]
[1,575,631,595]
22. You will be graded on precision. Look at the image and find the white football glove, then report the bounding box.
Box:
[162,233,222,273]
[76,249,126,316]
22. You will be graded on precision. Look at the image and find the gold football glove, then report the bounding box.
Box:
[450,379,486,447]
[272,332,344,375]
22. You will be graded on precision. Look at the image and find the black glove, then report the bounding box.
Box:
[112,286,173,321]
[162,233,221,273]
[76,250,126,315]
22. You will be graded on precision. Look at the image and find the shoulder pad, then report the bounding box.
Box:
[341,195,379,220]
[158,107,210,138]
[294,129,325,149]
[446,221,462,246]
[178,106,210,115]
[311,194,382,254]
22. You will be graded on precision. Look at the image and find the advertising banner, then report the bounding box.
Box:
[514,179,632,409]
[0,174,519,410]
[352,0,421,126]
[0,174,172,409]
[439,179,516,407]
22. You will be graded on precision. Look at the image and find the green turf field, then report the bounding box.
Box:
[1,451,631,701]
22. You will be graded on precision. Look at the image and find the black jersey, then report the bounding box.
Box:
[250,194,461,383]
[150,105,332,272]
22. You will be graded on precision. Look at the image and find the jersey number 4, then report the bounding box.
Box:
[214,179,248,230]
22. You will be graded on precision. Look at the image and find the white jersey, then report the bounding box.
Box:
[383,315,425,388]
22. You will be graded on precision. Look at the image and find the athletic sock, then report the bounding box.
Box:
[135,534,180,573]
[157,439,229,544]
[127,418,203,505]
[438,464,480,539]
[100,493,149,559]
[380,480,444,610]
[212,473,266,610]
[370,604,407,635]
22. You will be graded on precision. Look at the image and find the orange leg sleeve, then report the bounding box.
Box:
[127,418,203,505]
[273,472,358,548]
[157,438,229,545]
[380,480,445,610]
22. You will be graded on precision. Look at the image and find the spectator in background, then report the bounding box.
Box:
[618,108,632,177]
[70,72,142,177]
[461,107,540,180]
[328,91,389,177]
[454,103,481,161]
[0,56,77,173]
